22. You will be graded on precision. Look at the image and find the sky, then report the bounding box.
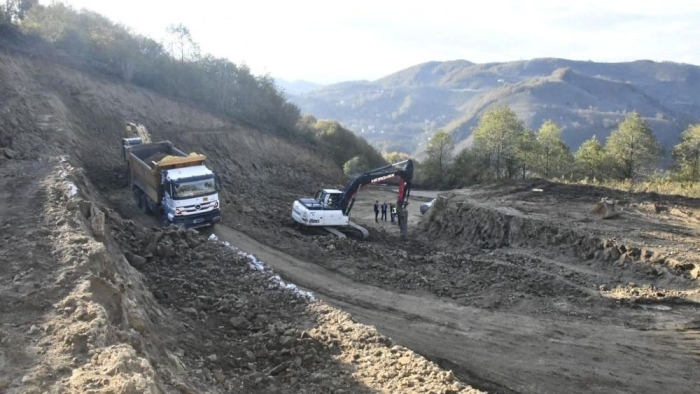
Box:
[49,0,700,84]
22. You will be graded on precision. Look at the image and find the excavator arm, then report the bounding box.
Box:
[338,159,414,219]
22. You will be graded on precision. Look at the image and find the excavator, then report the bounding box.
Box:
[291,159,414,239]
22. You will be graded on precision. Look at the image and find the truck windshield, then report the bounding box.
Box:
[173,177,216,198]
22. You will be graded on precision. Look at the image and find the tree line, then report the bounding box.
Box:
[418,106,700,188]
[1,2,301,136]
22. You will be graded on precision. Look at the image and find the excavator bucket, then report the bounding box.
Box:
[592,198,619,219]
[125,122,152,144]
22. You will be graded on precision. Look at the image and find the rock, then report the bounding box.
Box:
[207,354,218,361]
[398,356,411,365]
[2,148,16,159]
[268,361,290,376]
[279,336,295,348]
[230,315,250,330]
[125,252,147,268]
[90,207,106,240]
[27,325,40,335]
[213,370,226,383]
[181,307,199,317]
[604,247,621,262]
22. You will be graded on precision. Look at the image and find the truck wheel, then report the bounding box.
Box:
[140,194,151,214]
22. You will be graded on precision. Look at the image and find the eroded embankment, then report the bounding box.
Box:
[419,194,699,294]
[2,158,182,393]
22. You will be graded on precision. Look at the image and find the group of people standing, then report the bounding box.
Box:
[374,200,396,223]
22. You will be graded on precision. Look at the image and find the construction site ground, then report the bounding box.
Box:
[2,50,700,394]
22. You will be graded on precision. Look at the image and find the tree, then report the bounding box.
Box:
[423,130,454,186]
[383,151,409,164]
[673,124,700,182]
[3,0,37,21]
[343,156,370,176]
[515,128,538,179]
[535,120,571,177]
[449,148,481,187]
[166,23,200,62]
[604,112,663,180]
[472,106,524,180]
[574,135,605,179]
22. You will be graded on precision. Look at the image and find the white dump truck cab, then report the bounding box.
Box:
[162,165,221,228]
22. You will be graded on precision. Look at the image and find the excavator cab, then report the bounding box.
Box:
[315,189,342,209]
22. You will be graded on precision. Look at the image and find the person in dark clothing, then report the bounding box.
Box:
[381,202,388,221]
[374,201,379,222]
[390,204,396,223]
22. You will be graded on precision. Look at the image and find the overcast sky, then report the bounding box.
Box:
[53,0,700,84]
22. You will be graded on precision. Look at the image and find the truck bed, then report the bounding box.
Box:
[125,141,207,203]
[129,142,188,168]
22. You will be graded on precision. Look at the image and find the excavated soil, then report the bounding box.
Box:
[3,47,700,394]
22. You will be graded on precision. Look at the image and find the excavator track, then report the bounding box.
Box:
[323,226,347,239]
[348,221,369,240]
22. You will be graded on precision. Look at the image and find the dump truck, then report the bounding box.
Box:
[122,124,221,228]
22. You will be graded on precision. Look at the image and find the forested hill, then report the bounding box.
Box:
[0,2,387,176]
[290,58,700,156]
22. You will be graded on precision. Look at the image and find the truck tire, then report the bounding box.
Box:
[160,213,169,227]
[140,194,151,214]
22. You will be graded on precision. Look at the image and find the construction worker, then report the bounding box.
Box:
[390,204,396,223]
[381,201,388,221]
[374,201,379,222]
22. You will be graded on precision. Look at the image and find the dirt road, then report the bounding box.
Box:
[214,224,700,394]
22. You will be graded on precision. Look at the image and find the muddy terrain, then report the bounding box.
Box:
[2,48,700,394]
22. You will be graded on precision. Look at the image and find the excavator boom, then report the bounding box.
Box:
[291,159,414,239]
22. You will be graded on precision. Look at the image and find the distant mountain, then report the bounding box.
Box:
[274,78,324,96]
[289,58,700,156]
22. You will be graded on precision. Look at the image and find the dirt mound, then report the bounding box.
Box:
[0,158,180,393]
[420,188,700,282]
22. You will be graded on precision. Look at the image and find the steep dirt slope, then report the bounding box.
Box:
[0,50,340,219]
[0,50,480,393]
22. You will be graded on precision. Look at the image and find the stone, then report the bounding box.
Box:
[279,336,295,348]
[268,361,289,376]
[2,148,16,159]
[398,356,411,365]
[230,316,250,330]
[125,252,147,268]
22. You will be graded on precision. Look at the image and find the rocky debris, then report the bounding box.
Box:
[106,214,482,393]
[308,304,480,393]
[2,147,16,159]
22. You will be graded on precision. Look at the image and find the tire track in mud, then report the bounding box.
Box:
[214,225,700,394]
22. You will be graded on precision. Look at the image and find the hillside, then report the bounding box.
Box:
[290,58,700,155]
[275,78,324,96]
[0,43,479,393]
[2,17,700,394]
